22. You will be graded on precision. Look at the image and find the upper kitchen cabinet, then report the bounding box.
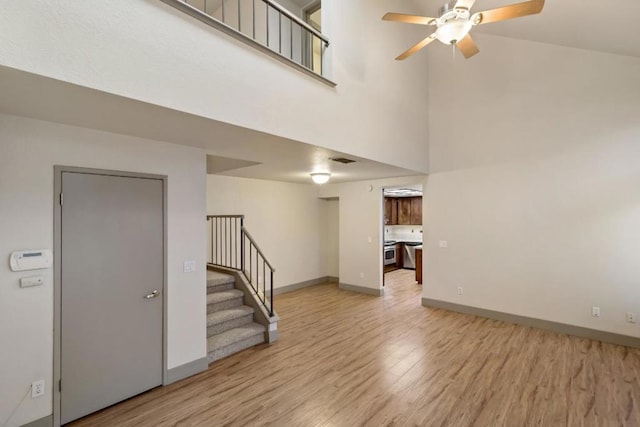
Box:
[384,198,398,225]
[398,198,412,225]
[384,188,423,225]
[410,197,422,225]
[389,196,422,225]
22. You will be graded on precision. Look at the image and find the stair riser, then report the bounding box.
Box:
[207,283,235,294]
[207,297,243,313]
[207,314,254,337]
[207,333,265,363]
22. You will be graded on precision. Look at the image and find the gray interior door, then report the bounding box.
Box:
[60,171,163,424]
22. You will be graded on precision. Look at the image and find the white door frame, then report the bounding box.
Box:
[52,166,168,427]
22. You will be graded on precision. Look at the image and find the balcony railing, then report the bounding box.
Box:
[161,0,334,86]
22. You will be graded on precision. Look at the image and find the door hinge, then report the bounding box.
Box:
[59,193,63,206]
[59,379,62,392]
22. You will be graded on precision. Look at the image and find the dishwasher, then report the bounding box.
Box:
[403,243,421,269]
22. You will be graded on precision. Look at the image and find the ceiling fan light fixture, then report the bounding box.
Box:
[310,172,331,184]
[436,19,473,45]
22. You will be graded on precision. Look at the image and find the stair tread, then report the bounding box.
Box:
[207,323,265,352]
[207,306,254,326]
[207,289,244,304]
[207,281,235,293]
[207,270,235,286]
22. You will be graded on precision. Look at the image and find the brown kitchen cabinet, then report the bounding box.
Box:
[415,248,422,284]
[410,197,422,225]
[416,249,422,285]
[396,197,422,225]
[384,198,398,225]
[395,243,403,268]
[386,196,422,225]
[398,198,412,225]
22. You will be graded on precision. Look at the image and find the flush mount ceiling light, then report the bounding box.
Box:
[310,172,331,185]
[383,0,545,60]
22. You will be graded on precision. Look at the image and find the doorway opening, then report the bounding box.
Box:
[382,185,423,292]
[320,196,339,284]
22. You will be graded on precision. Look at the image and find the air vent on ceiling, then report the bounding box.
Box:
[330,157,356,164]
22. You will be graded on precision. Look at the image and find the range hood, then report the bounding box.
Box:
[383,188,422,197]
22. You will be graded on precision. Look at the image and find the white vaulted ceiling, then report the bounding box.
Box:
[474,0,640,58]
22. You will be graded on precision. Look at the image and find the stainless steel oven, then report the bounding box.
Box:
[384,244,396,266]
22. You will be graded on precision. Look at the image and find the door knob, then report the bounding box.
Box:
[144,290,160,299]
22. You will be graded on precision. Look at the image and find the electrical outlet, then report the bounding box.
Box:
[31,380,45,398]
[592,306,601,317]
[359,272,365,279]
[457,287,463,295]
[439,240,448,248]
[627,312,636,324]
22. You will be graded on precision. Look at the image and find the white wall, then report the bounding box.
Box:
[0,0,430,173]
[319,176,426,292]
[0,115,207,426]
[424,34,640,337]
[207,175,328,287]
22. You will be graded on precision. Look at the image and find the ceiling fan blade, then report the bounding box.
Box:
[472,0,545,25]
[456,34,480,59]
[382,13,437,26]
[454,0,477,11]
[396,33,437,61]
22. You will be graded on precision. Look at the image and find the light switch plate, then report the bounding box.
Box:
[439,240,448,248]
[183,260,196,273]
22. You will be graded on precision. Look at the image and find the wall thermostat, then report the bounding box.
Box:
[9,249,53,271]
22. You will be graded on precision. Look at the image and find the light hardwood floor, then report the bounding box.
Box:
[72,270,640,426]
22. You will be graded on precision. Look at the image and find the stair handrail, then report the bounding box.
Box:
[207,215,274,316]
[241,226,275,272]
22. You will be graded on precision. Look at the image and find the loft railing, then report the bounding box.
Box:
[207,215,274,316]
[162,0,332,84]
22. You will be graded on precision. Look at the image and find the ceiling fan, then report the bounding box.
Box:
[383,0,545,60]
